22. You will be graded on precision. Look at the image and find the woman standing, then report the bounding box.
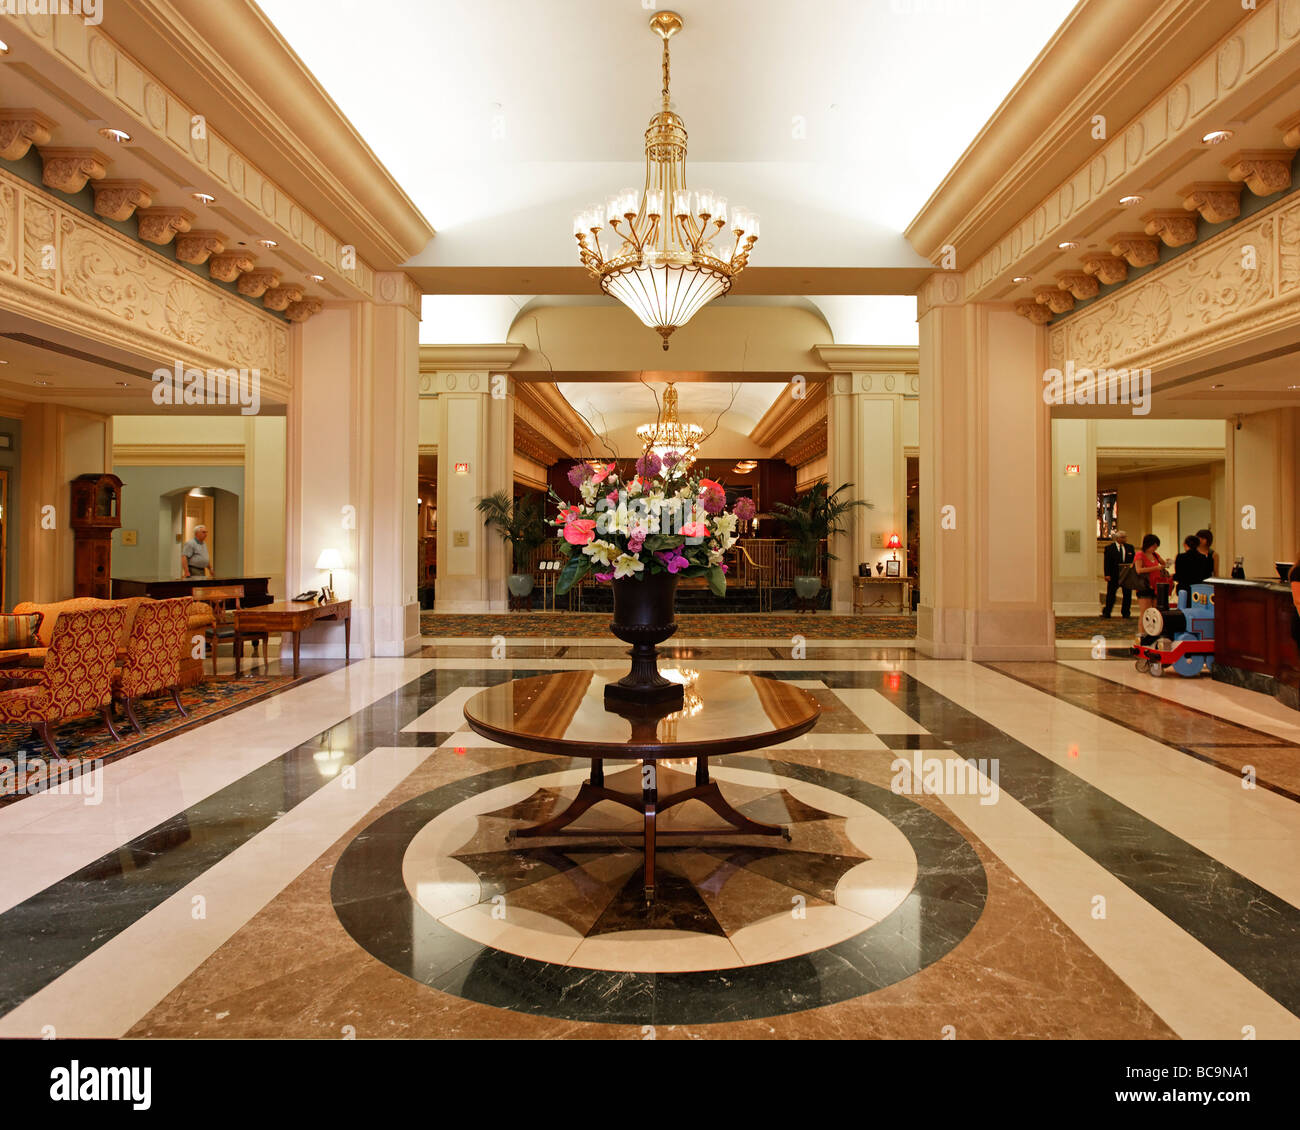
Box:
[1134,534,1167,617]
[1197,528,1220,577]
[1174,534,1211,599]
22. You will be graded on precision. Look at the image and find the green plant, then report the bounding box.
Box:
[771,482,872,574]
[476,490,547,572]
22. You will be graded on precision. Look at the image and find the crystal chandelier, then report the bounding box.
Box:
[572,11,759,350]
[636,383,703,462]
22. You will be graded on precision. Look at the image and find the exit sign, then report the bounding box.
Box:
[1064,464,1081,475]
[454,462,470,474]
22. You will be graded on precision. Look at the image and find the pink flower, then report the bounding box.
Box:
[591,462,615,484]
[628,530,646,554]
[558,505,581,524]
[698,478,726,516]
[562,519,596,545]
[656,549,689,574]
[606,490,619,505]
[635,451,662,478]
[732,497,756,523]
[680,520,710,539]
[594,571,614,582]
[566,464,589,489]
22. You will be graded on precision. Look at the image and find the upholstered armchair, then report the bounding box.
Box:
[112,598,191,734]
[0,606,128,757]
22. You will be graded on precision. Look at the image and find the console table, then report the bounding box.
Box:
[233,599,350,677]
[463,669,820,899]
[852,574,911,613]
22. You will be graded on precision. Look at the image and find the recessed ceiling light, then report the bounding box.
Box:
[116,381,130,388]
[1119,194,1143,206]
[98,127,132,144]
[308,273,324,282]
[191,191,216,205]
[0,40,11,55]
[1058,240,1078,250]
[1211,383,1224,389]
[1288,383,1300,390]
[1202,129,1234,145]
[257,238,278,248]
[33,379,49,386]
[0,359,8,365]
[1013,275,1031,283]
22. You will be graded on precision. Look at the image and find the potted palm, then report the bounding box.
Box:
[772,482,872,600]
[476,490,547,601]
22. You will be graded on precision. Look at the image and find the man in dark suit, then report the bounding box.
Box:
[1102,530,1134,618]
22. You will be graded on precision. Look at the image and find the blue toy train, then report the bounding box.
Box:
[1135,582,1215,677]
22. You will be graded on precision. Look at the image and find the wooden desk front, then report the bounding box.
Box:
[233,599,351,677]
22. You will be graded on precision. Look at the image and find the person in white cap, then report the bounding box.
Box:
[1101,529,1134,618]
[181,525,213,579]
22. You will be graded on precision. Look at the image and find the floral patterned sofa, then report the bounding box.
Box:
[3,596,215,689]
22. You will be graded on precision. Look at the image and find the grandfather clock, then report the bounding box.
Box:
[70,473,123,599]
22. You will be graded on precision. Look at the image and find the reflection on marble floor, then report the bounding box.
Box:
[0,642,1295,1039]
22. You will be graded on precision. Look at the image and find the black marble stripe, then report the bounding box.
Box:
[0,665,511,1018]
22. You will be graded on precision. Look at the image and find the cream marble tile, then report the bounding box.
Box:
[568,929,742,973]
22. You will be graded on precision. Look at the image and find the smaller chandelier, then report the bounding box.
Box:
[636,383,703,462]
[573,11,759,350]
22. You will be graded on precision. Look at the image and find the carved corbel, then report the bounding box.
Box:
[1108,232,1160,268]
[0,110,56,161]
[91,179,155,222]
[1055,271,1099,301]
[1178,181,1243,224]
[263,283,304,312]
[1080,253,1128,286]
[174,229,226,265]
[1223,149,1295,196]
[284,297,324,323]
[1034,286,1074,314]
[137,206,194,245]
[1280,111,1300,150]
[207,250,257,283]
[237,268,281,298]
[1142,209,1198,248]
[1014,298,1053,325]
[39,147,109,194]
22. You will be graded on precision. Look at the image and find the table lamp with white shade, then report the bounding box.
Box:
[315,548,343,601]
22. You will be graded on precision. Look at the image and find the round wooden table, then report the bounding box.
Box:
[463,669,821,900]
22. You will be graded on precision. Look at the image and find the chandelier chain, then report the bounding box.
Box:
[661,37,671,111]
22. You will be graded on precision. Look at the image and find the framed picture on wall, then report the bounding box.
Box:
[885,559,901,577]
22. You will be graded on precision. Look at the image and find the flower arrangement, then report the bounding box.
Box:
[551,450,746,596]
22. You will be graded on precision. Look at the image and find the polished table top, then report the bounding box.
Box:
[463,669,820,760]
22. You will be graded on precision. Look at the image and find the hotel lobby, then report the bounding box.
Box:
[1,0,1299,1082]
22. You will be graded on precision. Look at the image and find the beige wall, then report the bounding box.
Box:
[1225,408,1300,578]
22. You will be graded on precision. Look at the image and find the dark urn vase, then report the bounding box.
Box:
[605,571,685,708]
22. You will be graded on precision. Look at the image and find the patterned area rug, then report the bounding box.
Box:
[0,673,296,803]
[421,612,918,640]
[1055,615,1143,641]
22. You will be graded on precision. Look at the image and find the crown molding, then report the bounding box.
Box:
[905,0,1249,264]
[108,0,434,269]
[812,345,919,373]
[113,443,245,466]
[418,344,526,373]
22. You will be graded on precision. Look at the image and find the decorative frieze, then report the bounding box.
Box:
[1108,232,1160,268]
[1080,253,1129,285]
[1223,149,1295,196]
[1055,271,1100,301]
[137,206,194,245]
[39,147,109,194]
[0,110,55,161]
[1179,181,1243,224]
[91,179,155,223]
[1142,209,1198,248]
[174,229,226,265]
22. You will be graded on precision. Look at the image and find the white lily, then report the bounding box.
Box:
[612,554,645,579]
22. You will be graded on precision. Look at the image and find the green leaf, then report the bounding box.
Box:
[642,533,684,553]
[555,553,591,595]
[706,565,726,597]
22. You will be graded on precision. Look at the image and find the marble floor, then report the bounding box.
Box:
[1,634,1297,1039]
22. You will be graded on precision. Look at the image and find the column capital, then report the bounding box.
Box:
[373,272,423,316]
[420,370,515,396]
[419,343,525,376]
[916,272,965,318]
[814,345,919,374]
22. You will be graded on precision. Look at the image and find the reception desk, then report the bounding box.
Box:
[111,576,273,607]
[1209,577,1299,710]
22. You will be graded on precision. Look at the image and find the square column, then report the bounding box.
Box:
[286,273,422,658]
[1225,408,1300,576]
[1052,419,1101,615]
[916,274,1055,660]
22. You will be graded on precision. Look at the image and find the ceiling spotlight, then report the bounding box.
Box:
[33,379,49,386]
[0,359,8,365]
[1057,240,1078,250]
[0,39,11,55]
[1210,383,1224,390]
[1013,275,1031,283]
[257,238,278,248]
[98,127,132,144]
[1201,129,1234,145]
[308,273,324,282]
[1119,194,1143,206]
[1288,383,1300,390]
[191,191,216,205]
[116,381,130,388]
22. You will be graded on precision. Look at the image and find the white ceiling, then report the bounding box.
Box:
[259,0,1077,268]
[558,380,785,438]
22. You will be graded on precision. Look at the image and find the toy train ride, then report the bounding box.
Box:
[1134,582,1215,678]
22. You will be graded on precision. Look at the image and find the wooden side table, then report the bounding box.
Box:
[233,599,351,677]
[852,575,912,613]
